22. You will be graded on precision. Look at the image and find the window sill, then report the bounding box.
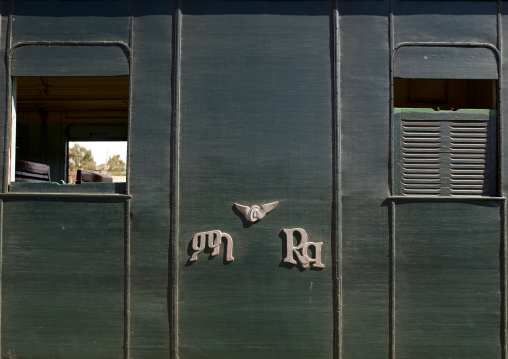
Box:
[7,182,129,199]
[389,195,505,202]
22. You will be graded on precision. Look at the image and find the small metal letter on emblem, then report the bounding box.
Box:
[190,230,234,262]
[282,228,324,269]
[234,201,279,223]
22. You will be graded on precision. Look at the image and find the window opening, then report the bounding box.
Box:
[393,78,497,197]
[394,79,496,111]
[68,141,127,183]
[12,76,128,185]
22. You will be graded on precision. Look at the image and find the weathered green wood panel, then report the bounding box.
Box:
[394,1,497,45]
[178,1,333,358]
[501,3,508,197]
[11,0,129,44]
[394,47,498,79]
[394,201,501,357]
[9,182,126,194]
[338,2,390,357]
[0,3,8,192]
[129,1,173,357]
[11,45,129,77]
[1,199,125,358]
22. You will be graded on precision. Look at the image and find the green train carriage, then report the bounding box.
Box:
[0,0,505,358]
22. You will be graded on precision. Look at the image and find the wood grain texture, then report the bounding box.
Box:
[11,0,129,44]
[178,1,333,358]
[394,1,497,45]
[394,47,498,80]
[1,199,125,358]
[129,1,173,358]
[11,45,130,77]
[338,1,391,357]
[394,201,502,358]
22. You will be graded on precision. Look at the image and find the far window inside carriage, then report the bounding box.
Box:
[11,76,128,187]
[393,78,497,197]
[68,141,127,184]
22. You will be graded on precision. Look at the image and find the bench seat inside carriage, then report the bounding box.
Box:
[14,159,113,185]
[15,159,51,182]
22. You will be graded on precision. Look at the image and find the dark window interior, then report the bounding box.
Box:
[14,76,128,184]
[394,78,496,110]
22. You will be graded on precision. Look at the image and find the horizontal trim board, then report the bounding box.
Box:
[11,45,129,77]
[0,192,131,199]
[394,46,498,79]
[67,124,128,141]
[389,196,505,201]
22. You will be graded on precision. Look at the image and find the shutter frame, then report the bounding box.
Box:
[394,108,497,197]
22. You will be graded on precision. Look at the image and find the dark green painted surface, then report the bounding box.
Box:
[0,2,8,193]
[394,47,498,80]
[11,45,130,77]
[178,1,333,357]
[502,3,508,199]
[11,0,129,44]
[1,199,125,358]
[0,0,506,358]
[129,1,173,358]
[394,1,497,45]
[339,2,390,357]
[9,182,126,194]
[394,201,502,357]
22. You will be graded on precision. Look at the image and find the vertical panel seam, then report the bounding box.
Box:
[126,3,133,197]
[0,198,4,356]
[333,1,341,358]
[497,3,506,357]
[128,0,133,50]
[2,2,12,193]
[389,1,396,358]
[502,200,507,359]
[124,199,131,359]
[390,201,396,359]
[499,0,504,198]
[125,5,133,355]
[170,1,182,358]
[389,0,394,197]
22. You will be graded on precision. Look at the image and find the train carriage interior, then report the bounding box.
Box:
[11,75,129,187]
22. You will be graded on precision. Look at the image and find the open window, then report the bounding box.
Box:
[393,78,497,197]
[12,76,128,186]
[7,44,130,191]
[392,45,499,197]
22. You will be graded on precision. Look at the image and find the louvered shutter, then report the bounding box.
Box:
[393,109,497,196]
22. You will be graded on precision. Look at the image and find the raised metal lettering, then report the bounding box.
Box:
[282,228,325,269]
[190,230,234,262]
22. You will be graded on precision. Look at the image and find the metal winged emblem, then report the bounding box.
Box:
[234,201,279,223]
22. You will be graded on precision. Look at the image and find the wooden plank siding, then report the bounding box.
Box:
[0,1,504,358]
[129,1,173,358]
[339,2,391,357]
[178,2,333,358]
[2,199,125,358]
